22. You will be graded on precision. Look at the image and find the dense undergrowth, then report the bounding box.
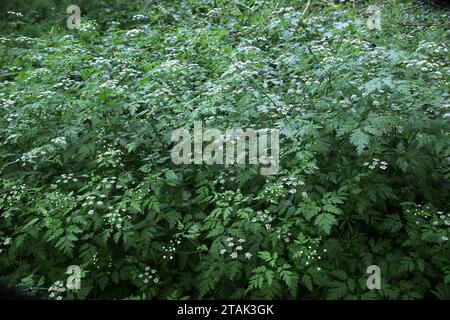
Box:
[0,0,449,299]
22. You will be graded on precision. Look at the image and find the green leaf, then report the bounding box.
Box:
[328,281,348,299]
[314,213,337,234]
[350,128,369,155]
[302,274,313,291]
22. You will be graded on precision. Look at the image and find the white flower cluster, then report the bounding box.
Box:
[214,190,243,207]
[80,194,106,215]
[163,238,180,260]
[79,20,98,32]
[107,21,121,31]
[256,100,292,116]
[90,57,113,70]
[117,67,142,79]
[435,211,450,225]
[61,35,75,41]
[221,60,258,79]
[363,159,387,170]
[432,211,449,241]
[97,176,118,190]
[132,14,147,22]
[7,11,23,17]
[48,281,65,300]
[280,177,305,195]
[274,6,295,14]
[0,107,20,122]
[275,229,292,243]
[96,145,125,168]
[37,90,56,100]
[44,191,75,213]
[14,36,36,45]
[19,146,49,166]
[298,246,326,270]
[3,184,25,206]
[53,78,78,91]
[416,41,448,55]
[408,206,449,242]
[50,136,67,148]
[138,266,159,284]
[97,79,127,94]
[259,183,285,201]
[220,237,252,260]
[0,237,12,254]
[402,58,444,79]
[125,28,144,37]
[56,173,78,184]
[213,173,228,190]
[251,210,274,230]
[104,208,131,230]
[206,8,222,17]
[33,67,51,76]
[92,252,100,269]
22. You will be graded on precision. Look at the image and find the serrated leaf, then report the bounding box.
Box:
[314,213,337,234]
[350,128,369,155]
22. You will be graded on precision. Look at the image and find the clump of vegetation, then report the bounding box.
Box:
[0,0,449,299]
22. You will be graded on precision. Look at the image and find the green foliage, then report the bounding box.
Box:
[0,0,449,300]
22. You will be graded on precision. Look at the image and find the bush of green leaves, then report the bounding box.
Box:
[0,0,449,299]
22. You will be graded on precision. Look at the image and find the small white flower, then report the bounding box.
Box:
[236,246,243,251]
[228,242,234,247]
[230,252,238,259]
[220,249,227,255]
[88,210,94,215]
[244,252,252,259]
[442,236,449,241]
[238,239,245,243]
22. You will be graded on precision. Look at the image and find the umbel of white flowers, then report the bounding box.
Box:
[171,121,279,175]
